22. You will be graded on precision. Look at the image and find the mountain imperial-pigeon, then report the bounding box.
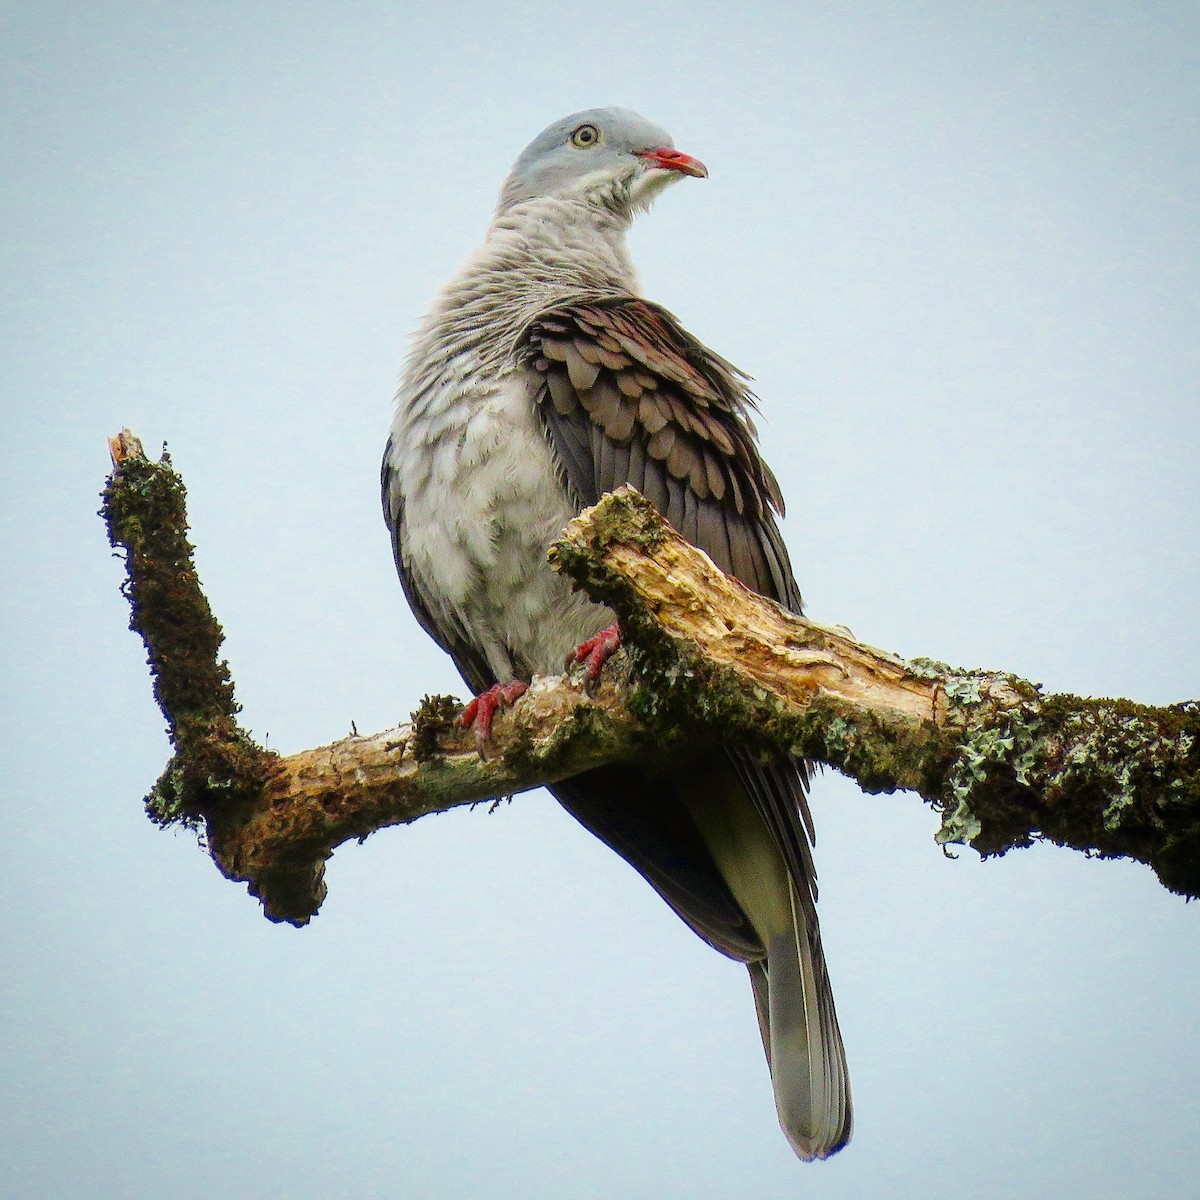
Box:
[382,107,852,1160]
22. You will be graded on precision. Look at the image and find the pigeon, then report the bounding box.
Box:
[382,107,851,1160]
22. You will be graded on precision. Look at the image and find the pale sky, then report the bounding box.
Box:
[3,3,1198,1198]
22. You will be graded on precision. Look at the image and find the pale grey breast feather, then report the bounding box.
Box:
[397,196,643,414]
[384,197,646,681]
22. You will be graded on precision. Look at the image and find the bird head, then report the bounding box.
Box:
[496,107,707,219]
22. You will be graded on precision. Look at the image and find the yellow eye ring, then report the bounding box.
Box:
[570,123,601,148]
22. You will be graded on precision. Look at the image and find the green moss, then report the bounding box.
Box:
[101,452,239,732]
[101,446,276,827]
[548,487,668,612]
[575,487,669,556]
[927,687,1200,897]
[410,694,462,763]
[551,483,1200,898]
[617,622,945,801]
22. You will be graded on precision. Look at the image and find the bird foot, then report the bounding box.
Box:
[460,680,529,746]
[566,623,622,684]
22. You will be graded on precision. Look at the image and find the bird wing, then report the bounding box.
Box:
[522,298,850,1156]
[520,297,818,923]
[526,297,800,610]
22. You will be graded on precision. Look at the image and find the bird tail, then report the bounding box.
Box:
[749,885,852,1160]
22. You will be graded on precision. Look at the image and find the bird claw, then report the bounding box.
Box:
[460,680,529,749]
[565,623,622,685]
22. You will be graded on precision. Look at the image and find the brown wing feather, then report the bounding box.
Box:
[525,297,789,540]
[521,297,813,892]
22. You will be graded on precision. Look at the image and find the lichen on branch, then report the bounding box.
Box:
[550,488,1200,899]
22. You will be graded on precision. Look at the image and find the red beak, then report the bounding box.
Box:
[635,147,708,178]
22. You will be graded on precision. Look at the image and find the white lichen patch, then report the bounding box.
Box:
[936,709,1044,849]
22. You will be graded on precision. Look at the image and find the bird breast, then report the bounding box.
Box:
[388,365,611,682]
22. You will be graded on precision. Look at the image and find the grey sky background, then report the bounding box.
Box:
[3,2,1197,1197]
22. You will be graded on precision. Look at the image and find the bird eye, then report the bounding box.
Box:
[570,123,601,148]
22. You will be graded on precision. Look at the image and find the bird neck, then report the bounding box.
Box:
[484,196,640,297]
[413,198,639,373]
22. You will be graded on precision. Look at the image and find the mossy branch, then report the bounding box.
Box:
[551,488,1199,901]
[101,431,277,826]
[101,432,656,924]
[102,433,1200,925]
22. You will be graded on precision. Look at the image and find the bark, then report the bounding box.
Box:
[102,432,1200,925]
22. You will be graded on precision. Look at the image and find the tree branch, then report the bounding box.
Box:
[102,431,1200,924]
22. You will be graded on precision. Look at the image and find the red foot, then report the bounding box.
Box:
[460,680,529,743]
[566,623,622,684]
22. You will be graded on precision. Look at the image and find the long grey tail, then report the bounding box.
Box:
[748,885,852,1160]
